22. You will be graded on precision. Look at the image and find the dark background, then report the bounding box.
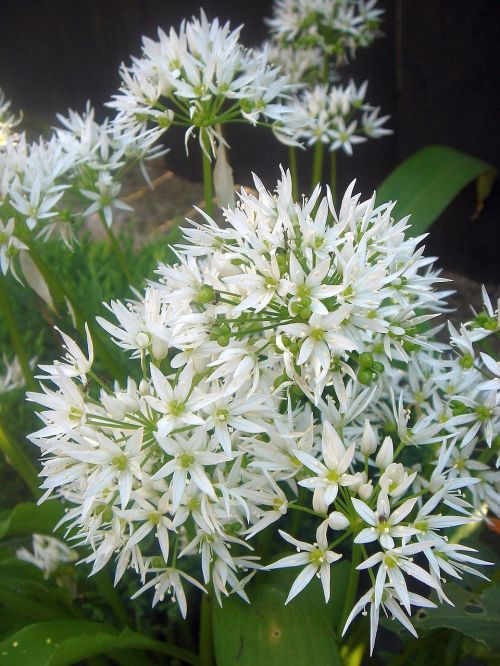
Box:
[1,1,499,281]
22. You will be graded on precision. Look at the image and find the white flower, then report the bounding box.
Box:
[0,217,27,280]
[342,585,436,655]
[294,421,357,511]
[267,524,342,603]
[17,534,77,578]
[132,566,206,617]
[353,492,419,549]
[81,171,133,228]
[38,323,94,382]
[357,542,443,614]
[151,429,229,509]
[146,363,217,437]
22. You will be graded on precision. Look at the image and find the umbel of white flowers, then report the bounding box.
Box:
[28,171,498,651]
[267,0,383,66]
[108,10,290,156]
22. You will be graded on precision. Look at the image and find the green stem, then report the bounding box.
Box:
[289,146,299,200]
[94,567,129,627]
[0,275,36,390]
[201,135,214,218]
[338,545,361,635]
[99,213,134,285]
[330,150,337,205]
[311,141,325,190]
[199,591,214,666]
[288,502,327,519]
[0,421,40,497]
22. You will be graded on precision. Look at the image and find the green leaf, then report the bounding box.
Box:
[213,569,343,666]
[414,582,500,653]
[377,145,497,236]
[0,621,200,665]
[0,502,64,540]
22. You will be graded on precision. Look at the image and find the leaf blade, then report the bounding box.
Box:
[377,145,497,236]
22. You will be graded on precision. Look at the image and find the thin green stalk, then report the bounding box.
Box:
[94,567,129,627]
[288,502,327,519]
[330,150,337,205]
[311,141,325,190]
[0,275,36,390]
[338,544,361,635]
[289,145,299,200]
[99,212,134,285]
[201,136,214,218]
[0,421,40,496]
[199,591,214,666]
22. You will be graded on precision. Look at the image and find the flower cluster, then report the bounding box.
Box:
[0,95,165,287]
[16,534,77,579]
[28,171,497,648]
[0,88,21,147]
[0,354,35,395]
[267,0,383,65]
[274,81,391,153]
[108,10,290,156]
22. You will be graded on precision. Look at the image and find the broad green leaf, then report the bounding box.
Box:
[414,583,500,652]
[0,621,200,665]
[0,583,72,623]
[0,561,77,623]
[0,502,64,540]
[377,145,497,236]
[213,569,343,666]
[0,423,39,496]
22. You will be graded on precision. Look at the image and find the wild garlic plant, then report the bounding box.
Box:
[108,10,290,214]
[28,171,498,651]
[265,0,391,196]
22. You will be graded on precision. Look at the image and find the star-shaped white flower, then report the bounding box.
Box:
[267,523,342,603]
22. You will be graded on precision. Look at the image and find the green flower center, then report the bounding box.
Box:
[179,453,195,469]
[311,327,325,342]
[215,408,229,422]
[112,454,128,471]
[309,547,325,565]
[169,400,185,416]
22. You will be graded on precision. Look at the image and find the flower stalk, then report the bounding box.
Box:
[99,211,134,285]
[199,592,214,666]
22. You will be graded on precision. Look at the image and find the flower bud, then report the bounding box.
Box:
[152,336,169,361]
[101,394,126,421]
[361,419,377,455]
[375,436,394,469]
[358,482,373,500]
[349,471,367,492]
[328,511,350,530]
[118,391,140,411]
[135,331,151,348]
[139,379,150,395]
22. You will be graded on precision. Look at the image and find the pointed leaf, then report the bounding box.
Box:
[0,502,64,540]
[0,622,199,665]
[377,145,497,236]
